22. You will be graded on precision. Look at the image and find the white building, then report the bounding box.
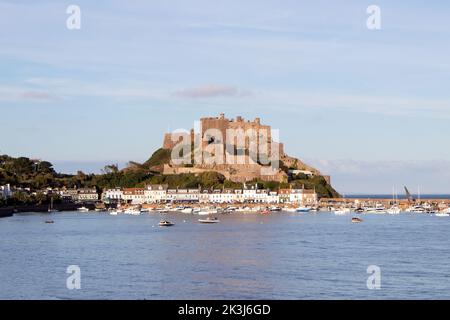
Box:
[166,189,199,202]
[123,188,146,204]
[302,189,318,205]
[289,189,318,205]
[243,188,257,202]
[77,188,99,202]
[59,188,79,201]
[144,184,168,203]
[208,189,237,203]
[266,191,279,204]
[102,188,124,202]
[0,184,13,199]
[289,169,314,177]
[198,190,210,203]
[254,189,269,203]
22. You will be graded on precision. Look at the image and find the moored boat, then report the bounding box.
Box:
[198,217,220,224]
[124,208,141,215]
[77,206,89,212]
[198,208,218,215]
[435,211,450,217]
[158,220,175,226]
[334,208,351,215]
[295,207,311,213]
[365,207,387,214]
[387,206,401,215]
[351,217,363,223]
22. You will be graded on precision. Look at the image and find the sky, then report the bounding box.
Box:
[1,0,450,194]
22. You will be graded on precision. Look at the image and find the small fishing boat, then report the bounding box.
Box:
[181,208,193,214]
[334,208,351,215]
[44,220,54,224]
[259,209,270,215]
[351,217,363,223]
[198,217,220,224]
[295,207,311,213]
[198,208,218,215]
[77,206,89,212]
[435,212,450,217]
[158,220,174,227]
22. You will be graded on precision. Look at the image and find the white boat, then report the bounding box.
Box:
[435,211,450,217]
[387,187,401,214]
[198,217,220,224]
[181,208,193,214]
[124,208,141,215]
[387,206,401,215]
[109,210,119,216]
[406,205,427,213]
[77,206,89,212]
[284,207,297,212]
[334,208,350,215]
[365,207,387,214]
[198,209,218,215]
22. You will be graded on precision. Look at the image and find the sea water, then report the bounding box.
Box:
[0,211,449,299]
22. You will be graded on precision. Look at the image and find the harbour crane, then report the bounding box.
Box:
[404,186,416,203]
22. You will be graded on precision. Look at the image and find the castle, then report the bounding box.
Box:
[160,113,323,183]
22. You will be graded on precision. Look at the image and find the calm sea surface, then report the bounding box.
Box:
[1,211,450,300]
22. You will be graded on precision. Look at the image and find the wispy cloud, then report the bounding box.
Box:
[174,85,251,99]
[20,91,58,101]
[0,86,59,102]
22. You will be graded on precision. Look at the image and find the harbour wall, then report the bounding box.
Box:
[320,197,450,208]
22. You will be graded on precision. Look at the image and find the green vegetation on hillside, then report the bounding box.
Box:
[143,148,171,168]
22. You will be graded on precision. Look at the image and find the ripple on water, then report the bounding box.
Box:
[1,212,450,299]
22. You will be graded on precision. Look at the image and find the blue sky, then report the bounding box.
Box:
[1,0,450,193]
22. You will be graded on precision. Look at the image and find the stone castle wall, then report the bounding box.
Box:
[163,164,288,183]
[160,114,316,184]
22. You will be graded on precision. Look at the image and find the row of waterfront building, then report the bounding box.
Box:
[0,184,99,202]
[103,184,318,205]
[1,183,318,205]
